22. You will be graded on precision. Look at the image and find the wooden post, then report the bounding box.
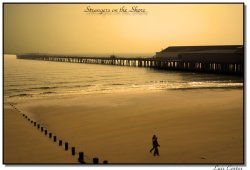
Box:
[41,127,43,132]
[71,147,75,155]
[65,142,68,150]
[45,130,47,135]
[49,133,52,138]
[78,152,84,163]
[53,136,57,142]
[59,140,62,146]
[34,122,36,126]
[37,124,40,129]
[93,157,99,164]
[103,160,108,164]
[31,120,33,123]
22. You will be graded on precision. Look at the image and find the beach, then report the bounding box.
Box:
[4,89,243,164]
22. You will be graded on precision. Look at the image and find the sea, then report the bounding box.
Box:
[4,54,243,102]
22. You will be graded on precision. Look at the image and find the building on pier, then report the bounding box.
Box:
[155,45,244,63]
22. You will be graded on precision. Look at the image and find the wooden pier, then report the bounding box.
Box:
[16,54,244,75]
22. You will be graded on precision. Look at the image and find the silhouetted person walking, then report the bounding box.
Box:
[153,137,160,156]
[150,135,156,153]
[150,135,160,156]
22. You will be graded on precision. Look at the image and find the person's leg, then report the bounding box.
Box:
[153,147,157,156]
[156,147,159,156]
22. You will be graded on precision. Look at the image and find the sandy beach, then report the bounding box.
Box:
[4,89,243,164]
[3,105,77,164]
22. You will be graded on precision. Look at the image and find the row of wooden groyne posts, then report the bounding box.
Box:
[16,54,243,75]
[9,103,108,164]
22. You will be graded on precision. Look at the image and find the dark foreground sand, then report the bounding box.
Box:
[4,89,243,164]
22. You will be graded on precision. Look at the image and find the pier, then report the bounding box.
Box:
[16,53,244,75]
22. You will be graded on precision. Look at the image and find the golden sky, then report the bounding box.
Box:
[4,4,243,55]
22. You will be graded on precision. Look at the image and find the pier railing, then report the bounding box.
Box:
[16,54,244,75]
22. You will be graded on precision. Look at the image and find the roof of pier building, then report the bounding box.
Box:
[155,45,244,64]
[160,45,243,54]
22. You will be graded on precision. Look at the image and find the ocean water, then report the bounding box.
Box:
[4,54,243,101]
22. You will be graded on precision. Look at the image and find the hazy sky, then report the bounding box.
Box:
[4,4,243,55]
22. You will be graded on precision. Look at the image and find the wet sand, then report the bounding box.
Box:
[4,89,243,163]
